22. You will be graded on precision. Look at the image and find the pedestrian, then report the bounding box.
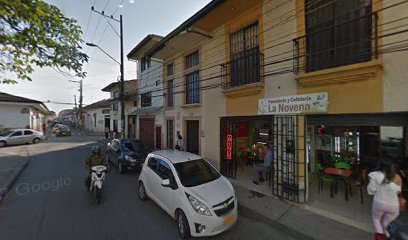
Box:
[104,127,109,139]
[252,143,273,185]
[42,123,47,133]
[368,159,403,240]
[175,131,184,151]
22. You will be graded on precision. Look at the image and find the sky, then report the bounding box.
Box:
[1,0,211,114]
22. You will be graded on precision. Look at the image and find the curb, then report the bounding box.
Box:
[238,204,315,240]
[0,148,30,204]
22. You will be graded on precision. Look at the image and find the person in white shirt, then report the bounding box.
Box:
[368,159,403,238]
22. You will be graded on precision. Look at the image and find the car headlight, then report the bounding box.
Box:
[185,193,212,216]
[125,155,135,162]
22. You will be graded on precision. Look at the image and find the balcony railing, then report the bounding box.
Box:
[221,50,264,89]
[293,12,378,74]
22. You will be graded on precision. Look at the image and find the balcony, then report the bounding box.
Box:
[293,12,379,80]
[221,50,264,92]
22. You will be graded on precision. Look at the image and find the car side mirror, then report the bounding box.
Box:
[161,179,171,187]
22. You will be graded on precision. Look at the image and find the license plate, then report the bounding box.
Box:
[223,212,235,225]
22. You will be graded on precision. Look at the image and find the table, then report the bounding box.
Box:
[324,168,353,201]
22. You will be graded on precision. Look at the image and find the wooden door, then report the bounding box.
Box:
[186,120,199,154]
[139,118,155,150]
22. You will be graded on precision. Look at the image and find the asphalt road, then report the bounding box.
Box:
[0,134,297,240]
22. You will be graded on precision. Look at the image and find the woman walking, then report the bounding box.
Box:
[368,159,403,240]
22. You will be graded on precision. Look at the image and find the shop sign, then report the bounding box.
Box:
[226,134,233,160]
[258,92,328,115]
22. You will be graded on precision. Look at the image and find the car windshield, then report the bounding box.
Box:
[0,130,14,137]
[174,159,221,187]
[123,141,146,152]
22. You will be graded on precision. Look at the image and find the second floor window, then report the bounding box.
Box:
[185,51,199,69]
[141,92,152,107]
[167,79,174,107]
[112,102,118,111]
[167,63,174,76]
[230,22,260,87]
[185,71,200,104]
[141,57,151,72]
[305,0,372,72]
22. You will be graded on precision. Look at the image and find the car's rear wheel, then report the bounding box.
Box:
[0,141,6,148]
[138,182,148,201]
[33,138,40,144]
[177,210,190,239]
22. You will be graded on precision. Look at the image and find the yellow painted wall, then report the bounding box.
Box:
[295,0,384,114]
[224,4,264,117]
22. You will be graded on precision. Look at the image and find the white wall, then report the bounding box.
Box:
[0,104,30,129]
[84,108,109,133]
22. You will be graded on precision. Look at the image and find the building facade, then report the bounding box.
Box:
[82,99,111,134]
[136,0,408,227]
[0,92,48,131]
[101,80,138,138]
[127,34,164,149]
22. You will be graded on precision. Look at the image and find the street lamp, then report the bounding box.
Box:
[85,43,121,65]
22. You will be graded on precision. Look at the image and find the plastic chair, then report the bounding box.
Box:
[334,162,351,170]
[316,163,335,197]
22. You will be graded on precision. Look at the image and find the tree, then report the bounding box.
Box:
[0,0,88,84]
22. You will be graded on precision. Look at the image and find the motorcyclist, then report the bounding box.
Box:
[85,146,109,191]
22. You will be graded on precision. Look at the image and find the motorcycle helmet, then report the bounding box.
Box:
[92,146,101,155]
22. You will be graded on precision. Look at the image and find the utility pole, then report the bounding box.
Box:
[89,7,125,138]
[74,95,77,127]
[120,15,125,139]
[79,79,83,129]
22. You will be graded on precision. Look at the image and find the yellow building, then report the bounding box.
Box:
[144,0,408,229]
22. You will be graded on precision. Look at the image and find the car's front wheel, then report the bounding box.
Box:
[0,141,6,148]
[33,138,40,144]
[177,210,191,239]
[138,182,148,201]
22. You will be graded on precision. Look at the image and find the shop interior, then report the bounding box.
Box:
[307,125,408,231]
[225,119,275,195]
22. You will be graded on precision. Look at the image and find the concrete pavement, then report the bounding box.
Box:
[234,184,372,240]
[0,145,30,203]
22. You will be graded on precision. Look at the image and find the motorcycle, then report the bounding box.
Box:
[88,165,107,204]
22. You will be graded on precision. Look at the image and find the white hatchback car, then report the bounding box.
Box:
[138,150,237,238]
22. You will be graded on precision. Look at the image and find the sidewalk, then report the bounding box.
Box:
[234,183,372,240]
[0,148,30,203]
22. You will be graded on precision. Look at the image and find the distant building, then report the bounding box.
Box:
[0,92,48,131]
[82,99,111,134]
[101,79,138,138]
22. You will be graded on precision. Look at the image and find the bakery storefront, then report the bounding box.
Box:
[220,92,328,203]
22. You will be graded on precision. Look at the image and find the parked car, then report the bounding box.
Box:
[138,150,237,238]
[106,139,151,173]
[56,125,71,136]
[52,123,63,133]
[0,129,44,147]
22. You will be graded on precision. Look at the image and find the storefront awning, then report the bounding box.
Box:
[128,106,162,116]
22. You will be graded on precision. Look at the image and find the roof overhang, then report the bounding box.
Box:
[145,0,225,58]
[127,34,163,60]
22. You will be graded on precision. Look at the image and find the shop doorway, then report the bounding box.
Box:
[220,115,305,203]
[155,126,162,150]
[306,114,408,231]
[186,120,199,154]
[140,118,155,150]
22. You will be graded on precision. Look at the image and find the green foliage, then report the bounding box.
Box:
[0,0,88,84]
